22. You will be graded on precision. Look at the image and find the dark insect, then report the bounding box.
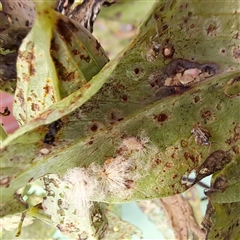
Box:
[0,107,11,116]
[43,119,63,145]
[55,0,116,32]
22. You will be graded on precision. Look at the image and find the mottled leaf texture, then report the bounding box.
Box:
[13,0,108,125]
[1,0,240,239]
[0,122,8,142]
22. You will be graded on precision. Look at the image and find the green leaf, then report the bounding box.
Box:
[2,0,240,210]
[206,155,240,203]
[42,174,108,240]
[202,201,240,240]
[202,155,240,239]
[13,1,61,124]
[0,56,118,217]
[0,123,8,143]
[13,1,109,125]
[1,0,240,238]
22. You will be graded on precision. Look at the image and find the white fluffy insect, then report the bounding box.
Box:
[90,156,136,198]
[119,131,158,163]
[63,168,96,216]
[60,132,158,212]
[122,137,145,151]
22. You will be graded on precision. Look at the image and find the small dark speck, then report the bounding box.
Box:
[91,124,98,132]
[134,68,140,74]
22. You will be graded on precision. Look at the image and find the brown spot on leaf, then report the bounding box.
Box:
[134,68,140,74]
[52,57,76,83]
[67,20,78,32]
[201,110,212,119]
[90,124,98,132]
[22,73,30,82]
[80,54,91,62]
[96,40,101,50]
[28,177,34,182]
[165,162,173,168]
[206,23,217,34]
[56,18,73,44]
[72,49,80,55]
[184,152,197,164]
[162,25,168,31]
[193,95,200,103]
[155,159,162,165]
[107,109,124,124]
[51,39,60,52]
[181,140,188,148]
[173,174,178,179]
[190,23,195,29]
[16,88,25,107]
[124,179,134,189]
[226,125,240,145]
[43,84,52,95]
[85,83,91,89]
[31,103,40,111]
[0,176,11,186]
[122,95,128,101]
[154,113,168,122]
[29,62,36,76]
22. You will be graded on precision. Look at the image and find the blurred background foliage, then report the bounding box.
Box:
[94,0,155,59]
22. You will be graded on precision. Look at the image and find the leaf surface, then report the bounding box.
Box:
[1,2,240,239]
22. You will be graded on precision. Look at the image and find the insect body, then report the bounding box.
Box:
[0,107,10,116]
[191,125,211,146]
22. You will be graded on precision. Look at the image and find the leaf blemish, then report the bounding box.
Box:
[154,112,168,123]
[162,39,175,59]
[163,58,218,86]
[56,18,73,43]
[0,176,11,186]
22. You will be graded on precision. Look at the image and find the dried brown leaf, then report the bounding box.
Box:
[160,194,206,240]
